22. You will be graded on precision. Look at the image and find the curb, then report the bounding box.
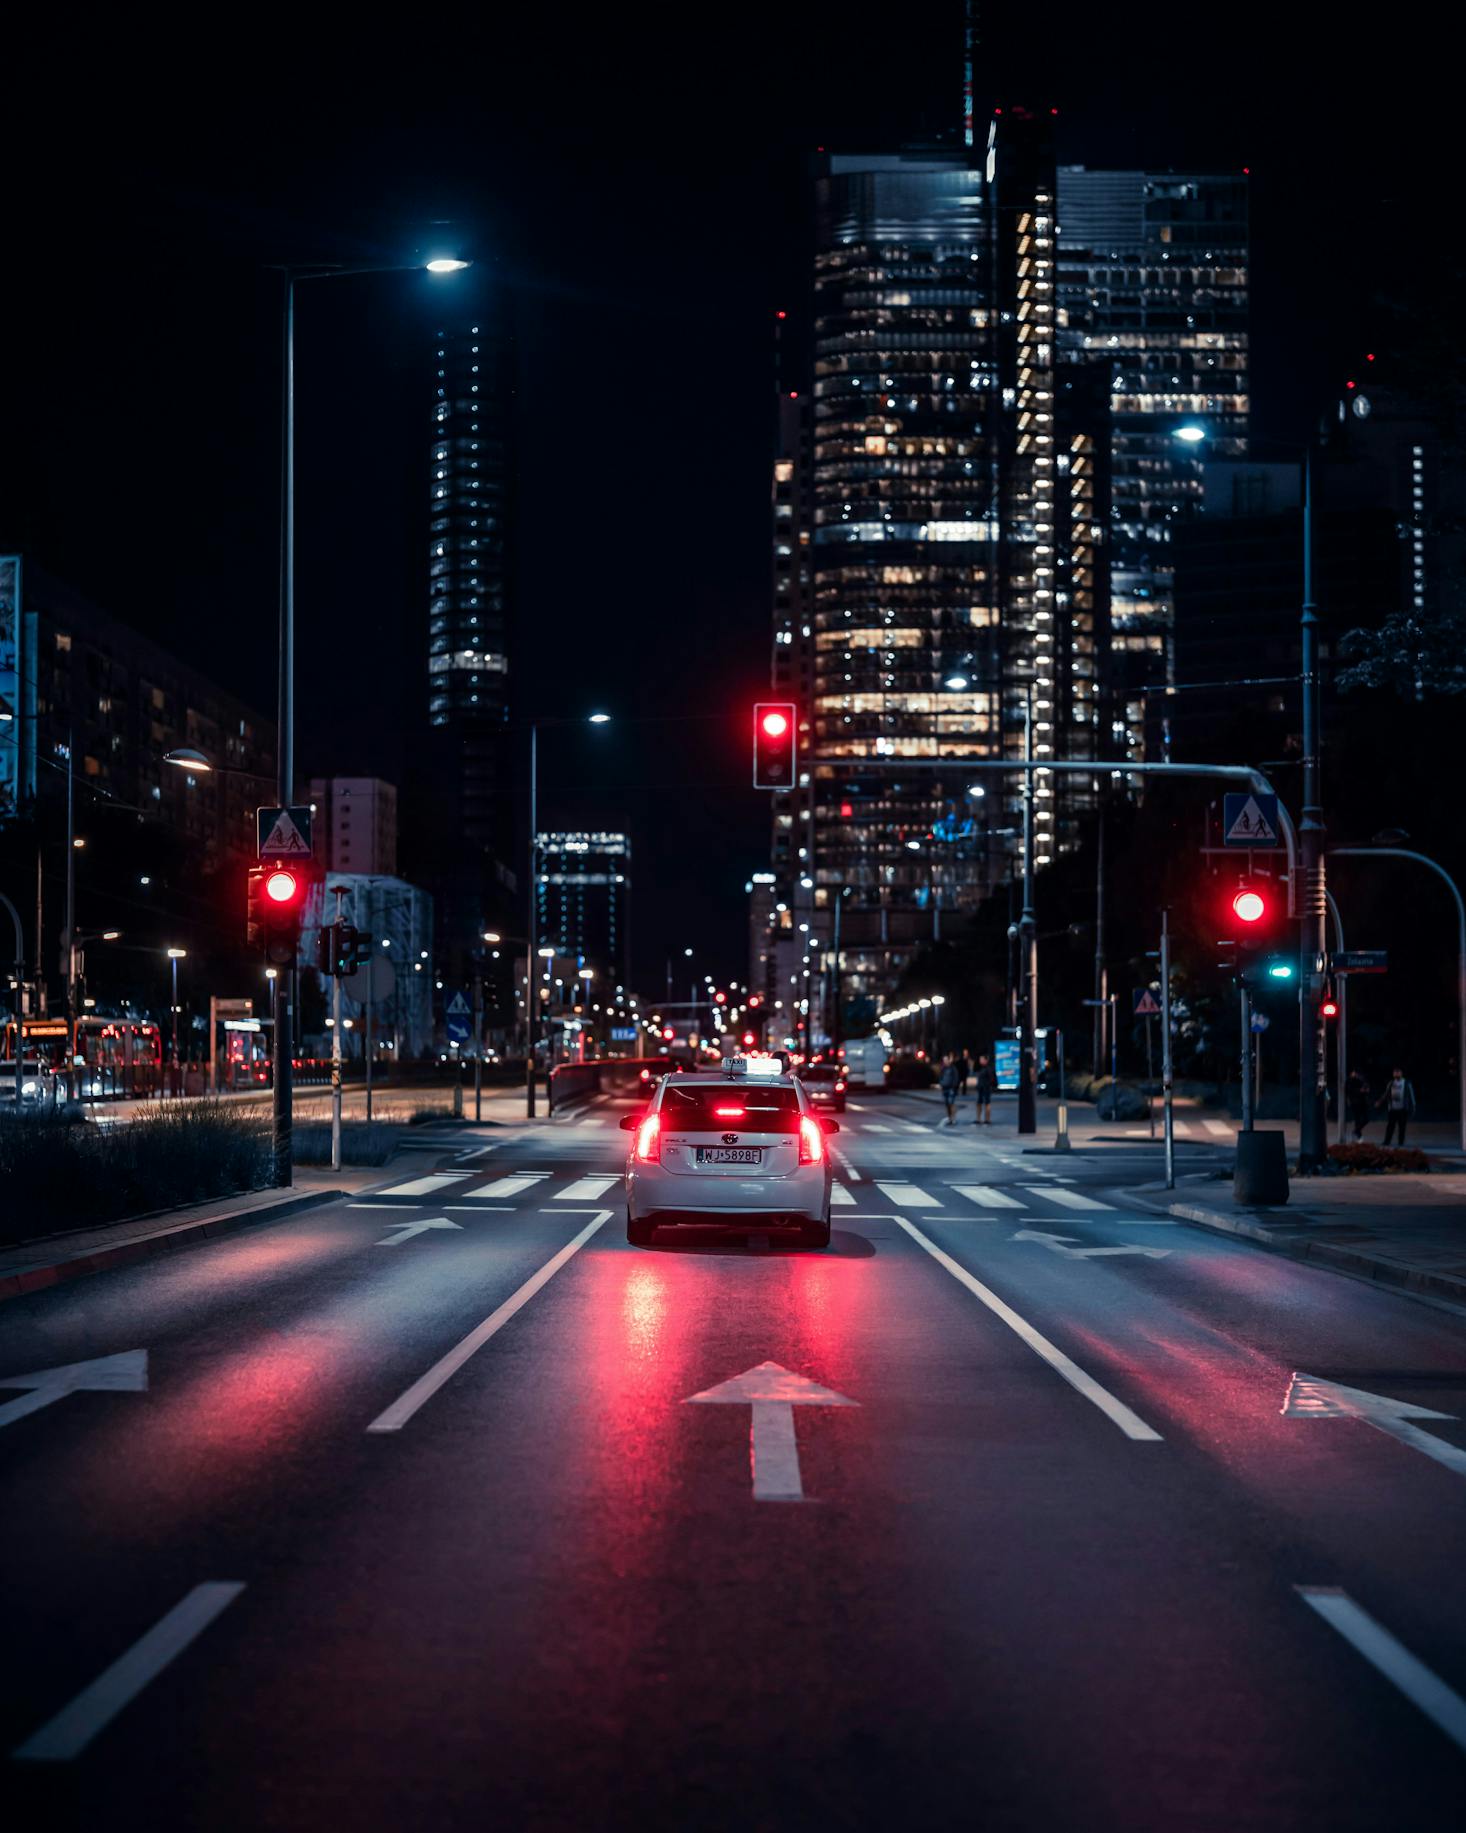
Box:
[0,1189,341,1302]
[1117,1185,1466,1307]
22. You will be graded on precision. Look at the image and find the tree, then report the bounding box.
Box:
[1336,608,1466,698]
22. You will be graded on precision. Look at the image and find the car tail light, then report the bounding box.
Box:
[635,1112,661,1162]
[798,1113,824,1165]
[714,1106,746,1118]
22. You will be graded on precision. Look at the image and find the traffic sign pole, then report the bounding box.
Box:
[1161,908,1175,1188]
[330,888,345,1173]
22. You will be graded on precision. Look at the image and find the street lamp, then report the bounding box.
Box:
[255,251,472,1180]
[166,948,187,1088]
[1171,420,1326,1167]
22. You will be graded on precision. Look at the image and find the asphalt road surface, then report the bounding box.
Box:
[3,1089,1465,1830]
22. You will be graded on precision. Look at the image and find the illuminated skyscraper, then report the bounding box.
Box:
[1056,167,1249,754]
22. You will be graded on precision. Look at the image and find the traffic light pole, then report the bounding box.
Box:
[1297,444,1329,1171]
[272,272,296,1187]
[330,893,344,1173]
[526,723,538,1119]
[1240,984,1254,1135]
[1160,908,1175,1189]
[473,960,484,1123]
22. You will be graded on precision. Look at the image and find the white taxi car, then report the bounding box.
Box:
[621,1057,837,1248]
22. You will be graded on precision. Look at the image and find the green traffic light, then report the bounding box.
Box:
[1268,961,1295,980]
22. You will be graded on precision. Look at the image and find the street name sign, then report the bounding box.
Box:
[1333,950,1388,974]
[256,805,313,859]
[1222,792,1281,848]
[1133,988,1161,1017]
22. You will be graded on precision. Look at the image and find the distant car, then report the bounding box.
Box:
[883,1054,935,1090]
[621,1057,837,1249]
[797,1063,847,1112]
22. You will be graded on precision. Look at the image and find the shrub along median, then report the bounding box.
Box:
[0,1101,272,1245]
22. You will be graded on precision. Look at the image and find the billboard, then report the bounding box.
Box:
[0,556,36,818]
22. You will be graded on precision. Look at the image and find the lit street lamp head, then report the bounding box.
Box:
[588,712,611,724]
[166,947,188,960]
[1172,423,1208,443]
[425,257,471,274]
[163,746,214,771]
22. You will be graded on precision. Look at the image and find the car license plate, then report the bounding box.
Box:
[696,1147,762,1165]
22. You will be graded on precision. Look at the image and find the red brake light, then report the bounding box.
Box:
[635,1112,661,1162]
[714,1106,746,1118]
[798,1113,824,1165]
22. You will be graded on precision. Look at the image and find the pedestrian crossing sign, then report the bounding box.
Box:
[1133,988,1162,1017]
[256,805,313,859]
[1222,792,1280,847]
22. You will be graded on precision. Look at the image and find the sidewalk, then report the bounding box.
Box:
[91,1081,529,1126]
[0,1162,385,1301]
[1126,1170,1466,1308]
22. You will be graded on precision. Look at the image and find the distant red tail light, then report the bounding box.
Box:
[798,1113,825,1165]
[635,1112,662,1162]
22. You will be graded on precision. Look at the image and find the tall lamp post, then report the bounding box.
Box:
[267,251,469,1182]
[1175,423,1326,1168]
[166,948,187,1091]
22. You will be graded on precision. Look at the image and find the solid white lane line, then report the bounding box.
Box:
[14,1582,245,1762]
[554,1176,618,1201]
[876,1182,941,1208]
[831,1182,856,1206]
[1296,1587,1466,1755]
[892,1216,1163,1442]
[374,1173,473,1198]
[1022,1186,1115,1212]
[478,1173,550,1198]
[367,1211,610,1433]
[952,1184,1025,1210]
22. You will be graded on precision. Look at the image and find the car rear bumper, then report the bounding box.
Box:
[627,1164,828,1224]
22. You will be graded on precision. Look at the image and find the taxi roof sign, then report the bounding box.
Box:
[724,1054,785,1078]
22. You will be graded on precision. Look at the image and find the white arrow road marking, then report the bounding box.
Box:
[553,1176,618,1201]
[1296,1587,1466,1755]
[0,1350,148,1431]
[376,1216,465,1247]
[367,1211,610,1432]
[14,1580,246,1762]
[1021,1186,1115,1211]
[374,1173,473,1198]
[1011,1228,1170,1260]
[687,1361,857,1502]
[478,1173,550,1198]
[875,1182,941,1207]
[1282,1373,1466,1479]
[830,1182,856,1206]
[952,1185,1025,1209]
[893,1217,1162,1441]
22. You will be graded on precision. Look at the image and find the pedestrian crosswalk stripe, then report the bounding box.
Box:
[1022,1186,1115,1212]
[897,1120,930,1133]
[1203,1119,1233,1138]
[951,1185,1025,1210]
[553,1176,618,1201]
[865,1122,891,1133]
[875,1181,941,1207]
[831,1182,856,1206]
[376,1173,473,1198]
[479,1173,550,1198]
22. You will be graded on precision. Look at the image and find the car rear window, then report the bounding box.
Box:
[659,1083,801,1131]
[800,1066,840,1082]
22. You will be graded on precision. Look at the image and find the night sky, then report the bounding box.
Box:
[1,6,1448,991]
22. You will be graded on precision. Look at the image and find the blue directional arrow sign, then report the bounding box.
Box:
[444,990,472,1044]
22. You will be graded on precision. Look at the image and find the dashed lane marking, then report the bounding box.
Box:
[1296,1588,1466,1755]
[831,1182,856,1206]
[14,1582,246,1762]
[893,1216,1163,1442]
[367,1211,611,1432]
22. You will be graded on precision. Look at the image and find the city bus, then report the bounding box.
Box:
[0,1016,163,1100]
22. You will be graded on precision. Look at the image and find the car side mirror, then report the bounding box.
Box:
[619,1113,642,1131]
[821,1117,840,1135]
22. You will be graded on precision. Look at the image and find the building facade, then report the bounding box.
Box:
[307,776,397,877]
[759,114,1111,1033]
[1056,166,1249,752]
[300,873,435,1061]
[535,831,630,987]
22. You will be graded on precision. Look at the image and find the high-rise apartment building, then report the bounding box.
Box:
[1056,167,1248,751]
[421,305,515,974]
[307,776,397,877]
[535,832,630,987]
[758,113,1109,1037]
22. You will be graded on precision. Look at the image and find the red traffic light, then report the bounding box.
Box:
[713,990,727,1004]
[1232,888,1267,924]
[662,1025,675,1042]
[1321,996,1339,1019]
[742,1031,756,1046]
[264,868,301,905]
[761,710,789,738]
[753,702,797,789]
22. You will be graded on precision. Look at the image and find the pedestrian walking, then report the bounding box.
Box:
[1377,1067,1417,1147]
[1345,1068,1370,1142]
[938,1053,961,1125]
[973,1053,996,1125]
